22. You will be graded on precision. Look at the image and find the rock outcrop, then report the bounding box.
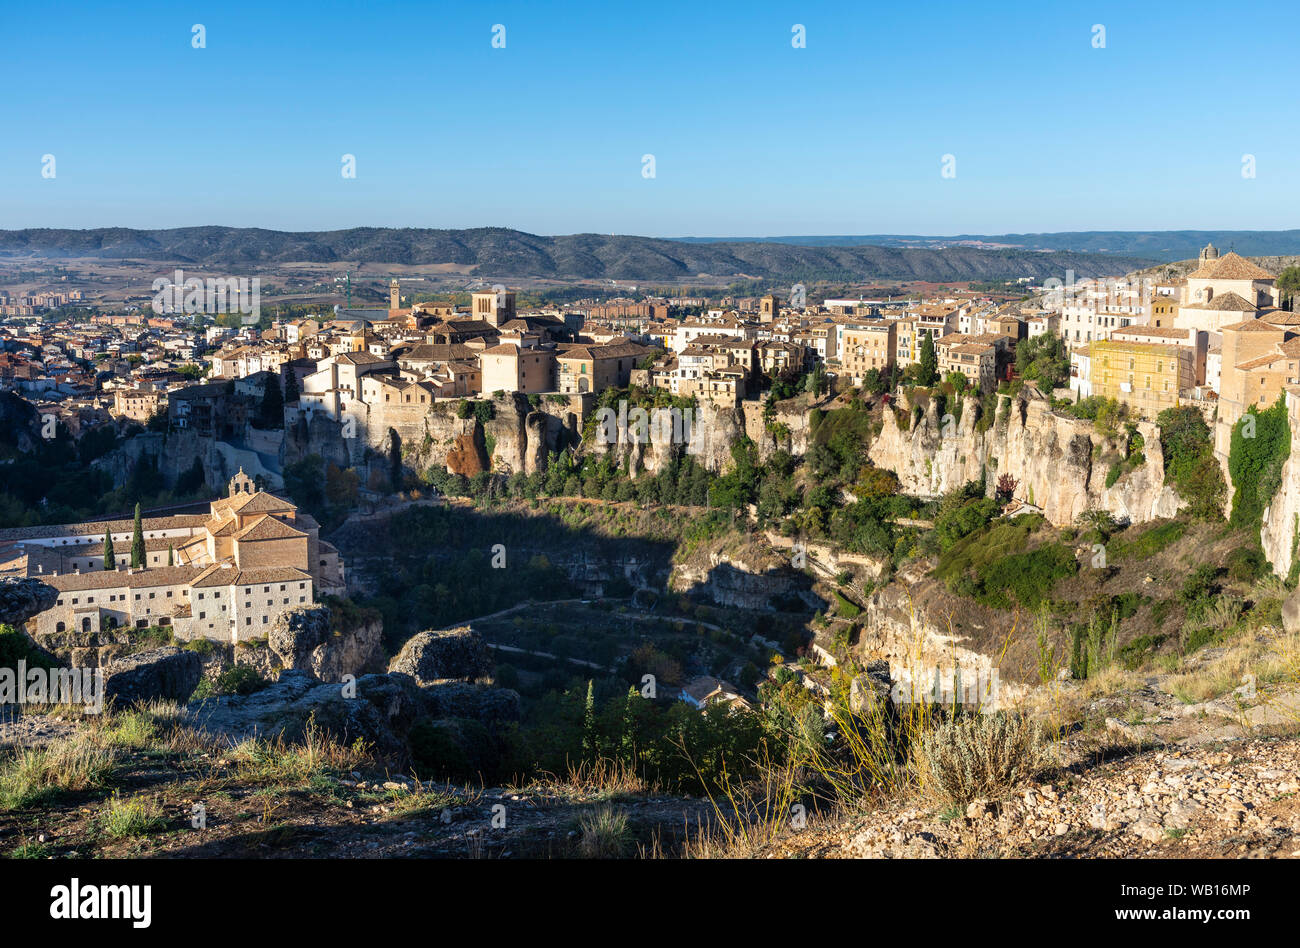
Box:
[186,670,425,757]
[104,647,202,706]
[389,627,492,684]
[421,681,522,721]
[266,604,383,681]
[0,577,57,627]
[286,392,576,480]
[868,388,1183,527]
[185,669,520,759]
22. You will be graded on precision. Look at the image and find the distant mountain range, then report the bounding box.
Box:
[677,231,1300,262]
[0,227,1152,284]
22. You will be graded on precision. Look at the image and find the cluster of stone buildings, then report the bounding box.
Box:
[0,288,84,316]
[0,312,206,437]
[1057,246,1298,455]
[0,470,345,644]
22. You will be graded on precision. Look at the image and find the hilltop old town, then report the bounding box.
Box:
[2,247,1297,642]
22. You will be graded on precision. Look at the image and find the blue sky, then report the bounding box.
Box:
[2,0,1297,236]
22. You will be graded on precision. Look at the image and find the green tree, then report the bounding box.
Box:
[102,529,116,570]
[258,375,284,429]
[130,502,145,569]
[1014,331,1069,390]
[1277,266,1300,311]
[1228,398,1290,530]
[917,334,938,387]
[167,544,174,567]
[1157,405,1225,520]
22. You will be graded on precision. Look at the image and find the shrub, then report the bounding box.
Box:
[211,665,268,697]
[1179,564,1220,606]
[1110,520,1186,560]
[918,713,1051,806]
[1226,546,1266,584]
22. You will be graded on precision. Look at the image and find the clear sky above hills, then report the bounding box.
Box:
[3,0,1297,236]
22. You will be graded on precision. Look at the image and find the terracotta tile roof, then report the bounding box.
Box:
[233,515,307,542]
[0,514,209,543]
[1235,352,1290,371]
[1259,309,1300,327]
[1111,326,1194,340]
[45,565,206,592]
[1182,291,1257,311]
[1222,318,1286,333]
[229,492,296,515]
[1188,252,1276,282]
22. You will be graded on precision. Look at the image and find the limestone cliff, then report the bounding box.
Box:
[1260,397,1300,578]
[868,388,1183,526]
[741,396,817,462]
[287,393,581,479]
[587,398,745,475]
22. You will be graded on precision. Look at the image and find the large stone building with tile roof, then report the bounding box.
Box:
[0,469,345,643]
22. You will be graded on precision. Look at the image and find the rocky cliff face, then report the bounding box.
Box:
[97,429,279,493]
[1260,398,1300,578]
[742,397,815,462]
[588,398,745,475]
[868,389,1183,526]
[288,393,579,480]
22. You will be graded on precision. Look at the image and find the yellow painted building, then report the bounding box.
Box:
[1090,339,1196,418]
[839,322,896,382]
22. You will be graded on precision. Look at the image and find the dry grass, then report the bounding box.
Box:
[0,736,116,810]
[227,717,369,787]
[1168,628,1300,705]
[510,757,652,803]
[683,747,804,859]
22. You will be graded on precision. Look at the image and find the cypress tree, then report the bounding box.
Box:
[918,334,938,387]
[130,502,145,569]
[167,544,174,567]
[103,530,116,570]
